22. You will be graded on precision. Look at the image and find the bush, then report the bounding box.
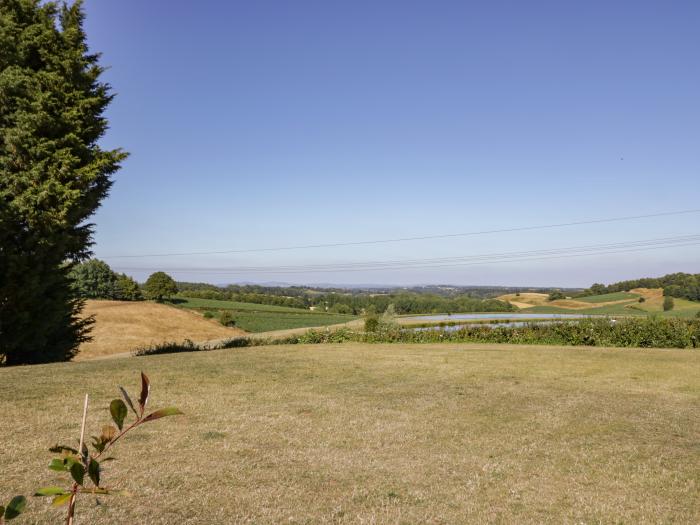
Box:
[663,296,674,311]
[203,310,215,319]
[219,311,236,327]
[548,291,565,301]
[364,317,380,332]
[133,339,198,356]
[638,297,646,303]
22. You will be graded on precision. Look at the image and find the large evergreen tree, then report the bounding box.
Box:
[0,1,126,365]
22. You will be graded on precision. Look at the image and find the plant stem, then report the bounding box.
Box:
[66,394,89,525]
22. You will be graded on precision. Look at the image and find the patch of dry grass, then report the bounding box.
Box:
[1,343,698,524]
[76,300,245,360]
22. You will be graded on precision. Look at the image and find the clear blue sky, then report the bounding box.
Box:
[84,0,700,287]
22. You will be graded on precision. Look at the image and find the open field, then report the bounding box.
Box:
[502,288,700,318]
[76,300,245,361]
[171,297,357,332]
[574,291,639,303]
[1,343,698,524]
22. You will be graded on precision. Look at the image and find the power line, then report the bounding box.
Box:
[112,234,700,275]
[100,208,700,258]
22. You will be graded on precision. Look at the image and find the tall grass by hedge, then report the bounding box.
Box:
[134,318,700,357]
[277,317,700,349]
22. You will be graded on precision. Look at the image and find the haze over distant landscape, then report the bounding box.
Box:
[83,1,700,287]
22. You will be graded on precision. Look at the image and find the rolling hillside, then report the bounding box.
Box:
[77,300,245,360]
[499,288,700,317]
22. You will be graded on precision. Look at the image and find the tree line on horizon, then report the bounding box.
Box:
[581,272,700,302]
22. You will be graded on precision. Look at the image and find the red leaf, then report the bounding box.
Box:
[138,372,150,415]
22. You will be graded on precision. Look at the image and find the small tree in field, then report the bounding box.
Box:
[34,373,181,523]
[143,272,177,302]
[663,296,674,311]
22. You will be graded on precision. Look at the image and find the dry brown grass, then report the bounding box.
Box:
[497,292,549,308]
[1,343,698,524]
[630,287,665,309]
[499,291,655,310]
[76,300,245,360]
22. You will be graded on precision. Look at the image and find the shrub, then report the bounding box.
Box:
[663,296,674,311]
[220,337,254,348]
[203,310,215,319]
[548,291,565,301]
[330,303,353,314]
[638,297,646,303]
[364,317,380,332]
[133,340,198,356]
[219,311,236,327]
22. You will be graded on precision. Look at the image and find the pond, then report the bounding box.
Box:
[412,320,564,332]
[402,313,591,322]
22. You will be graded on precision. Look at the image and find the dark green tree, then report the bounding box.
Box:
[0,1,127,365]
[115,273,143,301]
[68,259,118,299]
[548,291,565,301]
[144,272,178,302]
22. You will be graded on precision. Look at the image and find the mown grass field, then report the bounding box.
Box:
[573,291,639,303]
[170,297,357,332]
[1,343,698,524]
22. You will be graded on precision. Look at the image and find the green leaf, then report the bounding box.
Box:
[88,458,100,487]
[4,496,27,520]
[70,462,85,485]
[78,487,111,495]
[110,399,127,430]
[51,494,72,507]
[49,445,79,454]
[138,372,150,415]
[119,386,139,416]
[49,458,67,472]
[35,487,69,497]
[142,407,183,423]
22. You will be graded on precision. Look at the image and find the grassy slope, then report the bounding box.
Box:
[171,297,357,332]
[1,344,698,524]
[77,300,244,360]
[574,291,639,303]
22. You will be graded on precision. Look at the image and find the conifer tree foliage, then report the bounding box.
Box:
[0,1,127,365]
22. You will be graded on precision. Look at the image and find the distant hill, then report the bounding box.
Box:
[582,272,700,302]
[498,288,700,318]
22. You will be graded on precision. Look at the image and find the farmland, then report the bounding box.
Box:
[1,343,698,524]
[170,297,357,332]
[500,288,700,318]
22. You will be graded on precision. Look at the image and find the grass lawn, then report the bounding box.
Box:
[170,297,357,332]
[1,343,698,524]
